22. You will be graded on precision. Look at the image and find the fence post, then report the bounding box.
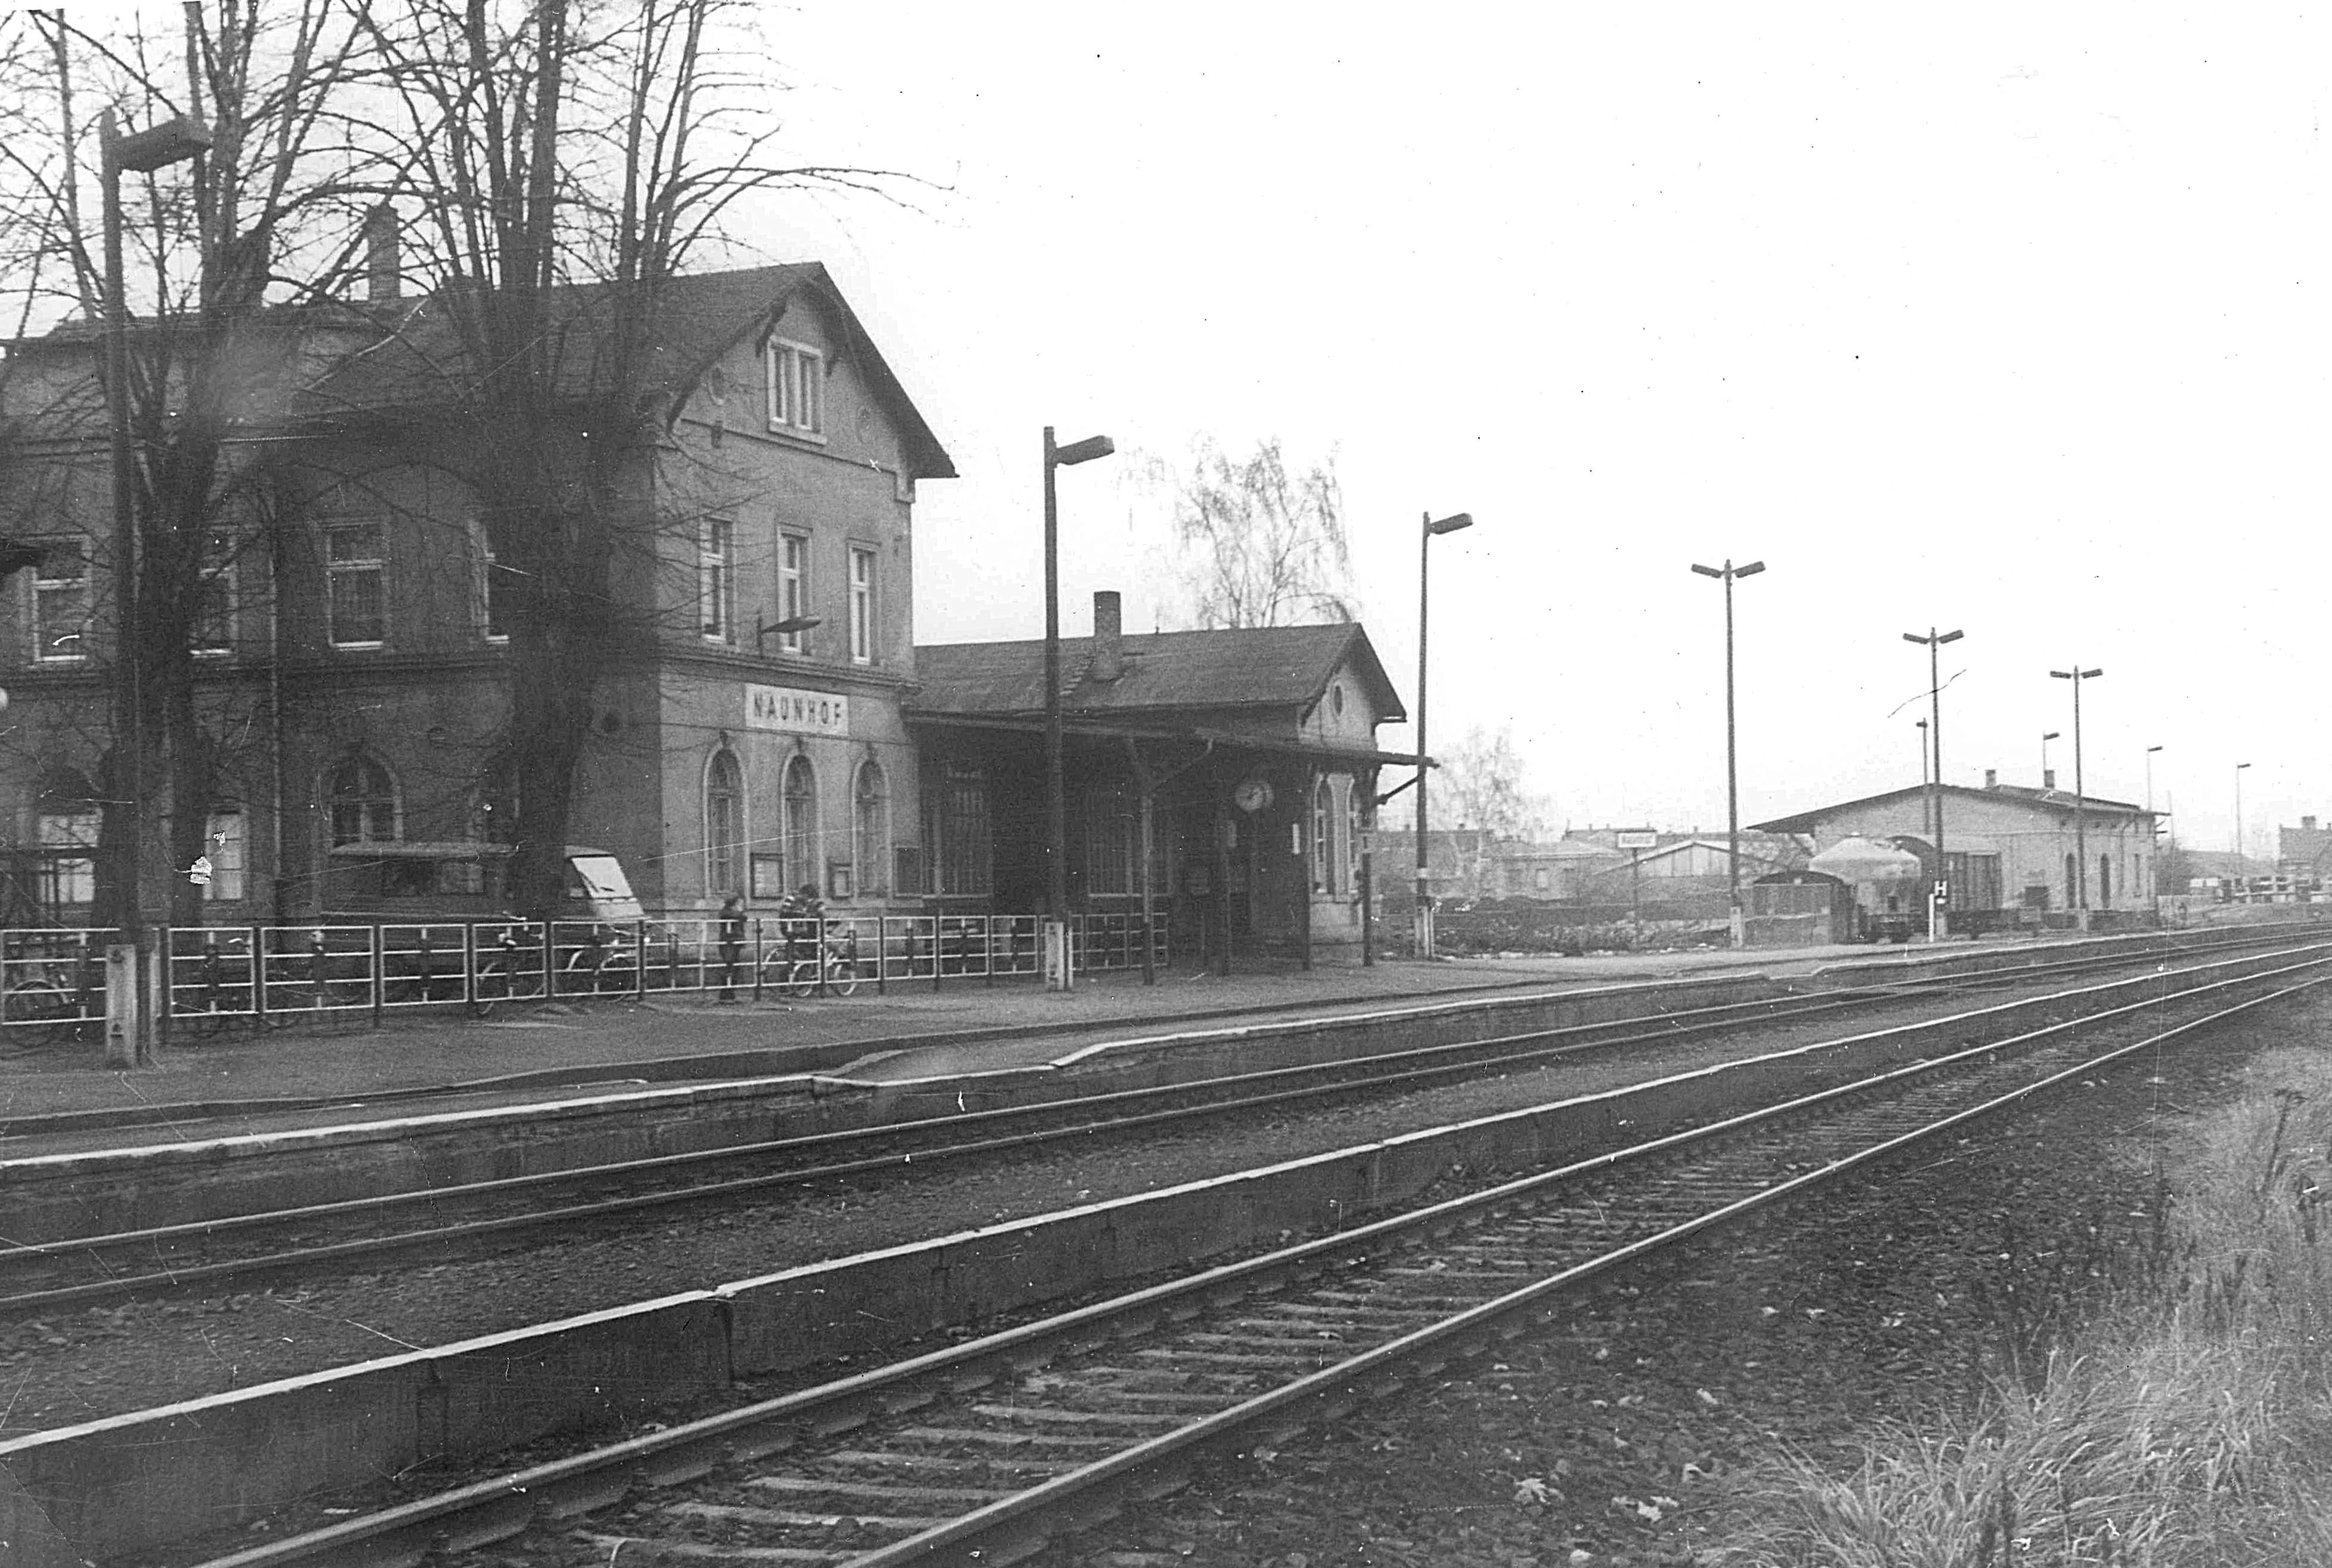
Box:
[751,918,764,1002]
[876,916,888,996]
[369,925,385,1027]
[462,924,476,1013]
[634,919,648,1001]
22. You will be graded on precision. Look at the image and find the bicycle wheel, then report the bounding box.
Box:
[782,959,823,999]
[468,960,506,1020]
[824,958,859,998]
[1,981,74,1047]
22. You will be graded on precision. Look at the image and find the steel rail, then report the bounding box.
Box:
[175,949,2331,1568]
[2,939,2286,1316]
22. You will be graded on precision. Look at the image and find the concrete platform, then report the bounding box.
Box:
[0,932,2152,1149]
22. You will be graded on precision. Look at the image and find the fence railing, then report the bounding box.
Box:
[0,914,1173,1038]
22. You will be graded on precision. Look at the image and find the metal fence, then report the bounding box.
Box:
[1,913,1172,1039]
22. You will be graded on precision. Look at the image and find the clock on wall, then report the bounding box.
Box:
[1233,778,1274,814]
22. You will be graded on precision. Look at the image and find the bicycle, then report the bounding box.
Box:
[761,929,861,999]
[1,969,86,1048]
[468,930,548,1019]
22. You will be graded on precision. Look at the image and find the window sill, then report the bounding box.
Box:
[331,641,387,653]
[763,422,828,446]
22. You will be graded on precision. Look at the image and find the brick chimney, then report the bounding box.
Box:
[1089,591,1124,682]
[2306,816,2320,832]
[2043,769,2057,791]
[1984,768,1997,788]
[363,204,401,302]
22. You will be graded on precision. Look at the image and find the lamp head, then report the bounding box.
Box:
[1734,560,1766,578]
[1938,628,1964,644]
[1692,563,1723,578]
[1051,434,1115,467]
[106,114,211,173]
[2044,731,2061,741]
[1426,512,1474,535]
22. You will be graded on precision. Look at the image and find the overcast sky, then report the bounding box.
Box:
[76,3,2330,858]
[751,2,2323,860]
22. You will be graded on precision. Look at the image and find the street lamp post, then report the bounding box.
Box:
[100,109,210,1068]
[1042,427,1114,992]
[1414,511,1475,959]
[1693,559,1766,946]
[2234,761,2252,900]
[2048,665,2104,929]
[2145,745,2163,915]
[1903,626,1964,941]
[2042,731,2060,786]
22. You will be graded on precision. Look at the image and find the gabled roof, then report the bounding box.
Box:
[1751,782,2151,835]
[910,622,1406,723]
[302,262,954,478]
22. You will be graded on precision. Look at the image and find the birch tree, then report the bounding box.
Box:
[1148,437,1355,629]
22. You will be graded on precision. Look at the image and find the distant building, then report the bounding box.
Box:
[2280,815,2332,883]
[1751,774,2158,920]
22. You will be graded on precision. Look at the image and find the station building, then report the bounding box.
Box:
[1751,772,2159,921]
[0,259,1418,965]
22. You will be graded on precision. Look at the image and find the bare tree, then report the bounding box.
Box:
[1145,437,1355,629]
[352,0,917,918]
[0,4,375,929]
[1438,723,1549,839]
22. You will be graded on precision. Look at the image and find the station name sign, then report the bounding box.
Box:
[746,685,850,736]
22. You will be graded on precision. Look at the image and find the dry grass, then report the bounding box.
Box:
[1705,1048,2332,1567]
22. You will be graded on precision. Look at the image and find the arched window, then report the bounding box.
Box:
[706,749,744,896]
[782,754,819,897]
[1312,780,1336,895]
[1347,778,1366,899]
[853,760,890,898]
[34,769,99,909]
[325,757,399,846]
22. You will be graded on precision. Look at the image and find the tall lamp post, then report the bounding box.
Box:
[101,109,211,1068]
[1903,626,1964,940]
[1692,559,1765,946]
[2144,744,2163,915]
[1042,427,1114,992]
[2041,731,2060,786]
[2234,761,2252,900]
[1414,511,1475,959]
[2048,664,2104,929]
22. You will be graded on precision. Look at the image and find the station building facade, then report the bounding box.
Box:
[0,262,1417,965]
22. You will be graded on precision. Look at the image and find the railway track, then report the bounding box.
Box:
[0,937,2273,1317]
[162,943,2331,1568]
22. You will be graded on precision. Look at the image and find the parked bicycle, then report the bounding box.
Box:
[759,924,861,998]
[468,927,548,1019]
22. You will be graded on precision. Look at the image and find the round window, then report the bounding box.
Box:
[1329,683,1346,717]
[704,366,729,402]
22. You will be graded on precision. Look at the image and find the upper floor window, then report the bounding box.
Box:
[324,520,386,648]
[326,755,399,846]
[848,545,876,664]
[766,340,824,437]
[29,542,88,663]
[777,532,808,653]
[700,518,734,642]
[193,533,236,656]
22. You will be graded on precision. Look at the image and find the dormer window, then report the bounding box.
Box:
[766,340,824,438]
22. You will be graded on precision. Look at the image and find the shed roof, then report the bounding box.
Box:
[910,622,1405,723]
[1751,782,2151,835]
